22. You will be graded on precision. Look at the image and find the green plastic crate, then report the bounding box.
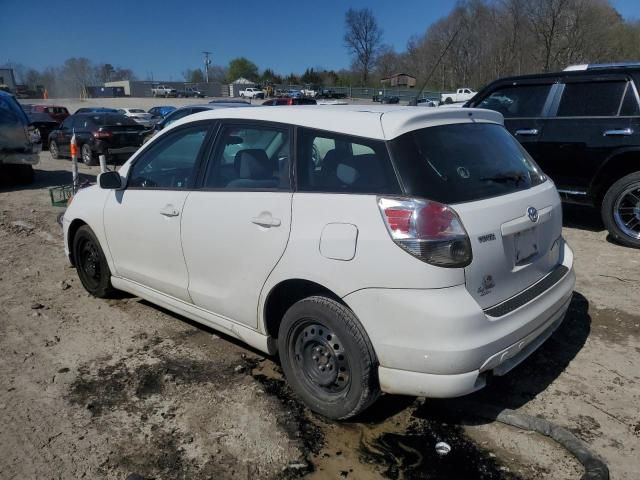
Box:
[49,184,74,207]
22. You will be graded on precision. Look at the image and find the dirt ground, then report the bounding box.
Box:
[1,139,639,479]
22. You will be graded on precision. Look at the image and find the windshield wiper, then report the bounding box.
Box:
[480,172,527,186]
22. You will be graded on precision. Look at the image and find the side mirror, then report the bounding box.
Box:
[99,171,123,189]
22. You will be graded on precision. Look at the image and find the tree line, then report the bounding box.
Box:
[6,0,640,98]
[346,0,640,91]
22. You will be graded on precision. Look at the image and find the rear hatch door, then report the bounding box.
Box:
[388,120,563,309]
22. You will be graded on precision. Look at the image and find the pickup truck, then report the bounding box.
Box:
[176,87,205,98]
[151,85,178,98]
[239,87,264,99]
[440,88,476,104]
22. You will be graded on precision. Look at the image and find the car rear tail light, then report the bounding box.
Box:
[378,197,472,267]
[93,131,112,139]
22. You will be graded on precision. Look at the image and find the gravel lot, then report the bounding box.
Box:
[0,106,639,479]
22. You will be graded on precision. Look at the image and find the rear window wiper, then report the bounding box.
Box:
[480,172,527,186]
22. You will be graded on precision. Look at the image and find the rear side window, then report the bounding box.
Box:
[557,81,626,117]
[203,124,290,190]
[389,123,546,204]
[297,128,400,194]
[475,85,551,117]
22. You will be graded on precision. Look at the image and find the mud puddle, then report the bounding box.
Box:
[247,359,519,480]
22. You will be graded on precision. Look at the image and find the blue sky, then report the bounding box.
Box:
[1,0,638,80]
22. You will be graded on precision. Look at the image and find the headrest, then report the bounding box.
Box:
[234,149,273,180]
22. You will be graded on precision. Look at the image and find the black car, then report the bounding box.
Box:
[26,111,59,149]
[467,62,640,248]
[48,113,145,166]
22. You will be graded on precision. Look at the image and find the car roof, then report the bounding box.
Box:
[168,105,504,140]
[482,65,640,85]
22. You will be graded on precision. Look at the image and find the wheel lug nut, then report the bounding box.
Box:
[312,355,318,361]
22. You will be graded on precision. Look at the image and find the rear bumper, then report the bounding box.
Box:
[343,240,575,398]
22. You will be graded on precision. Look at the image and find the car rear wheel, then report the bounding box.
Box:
[278,296,380,420]
[81,144,98,166]
[73,225,116,298]
[49,140,60,159]
[601,171,640,248]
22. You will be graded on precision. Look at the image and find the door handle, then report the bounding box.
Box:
[603,128,633,136]
[160,205,180,217]
[251,215,281,228]
[515,128,539,136]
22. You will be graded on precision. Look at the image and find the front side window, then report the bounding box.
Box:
[203,124,290,190]
[297,129,400,194]
[557,81,627,117]
[475,84,551,118]
[129,126,208,189]
[389,123,546,204]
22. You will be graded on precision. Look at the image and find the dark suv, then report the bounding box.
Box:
[466,63,640,248]
[48,113,145,165]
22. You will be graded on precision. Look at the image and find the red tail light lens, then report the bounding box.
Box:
[93,131,112,139]
[378,197,472,267]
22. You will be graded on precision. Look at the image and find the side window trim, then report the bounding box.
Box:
[616,82,630,116]
[621,80,640,117]
[546,83,565,117]
[125,120,216,191]
[199,119,294,192]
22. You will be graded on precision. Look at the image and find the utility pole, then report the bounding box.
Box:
[202,51,212,83]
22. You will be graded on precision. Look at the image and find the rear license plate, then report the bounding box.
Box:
[514,227,538,264]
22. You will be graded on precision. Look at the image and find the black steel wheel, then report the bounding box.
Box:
[278,296,379,419]
[73,225,116,297]
[602,171,640,248]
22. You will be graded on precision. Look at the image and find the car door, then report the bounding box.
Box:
[471,80,556,168]
[538,75,637,192]
[103,123,212,301]
[180,121,293,328]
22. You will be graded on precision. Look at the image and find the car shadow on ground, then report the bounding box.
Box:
[0,168,97,192]
[562,203,604,232]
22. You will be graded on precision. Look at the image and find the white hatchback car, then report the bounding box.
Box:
[63,106,575,419]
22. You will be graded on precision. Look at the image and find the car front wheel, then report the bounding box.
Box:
[73,225,116,297]
[278,296,380,420]
[602,171,640,248]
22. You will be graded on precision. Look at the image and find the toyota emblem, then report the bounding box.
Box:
[527,206,539,223]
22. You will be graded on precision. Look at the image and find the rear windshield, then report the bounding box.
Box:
[389,123,546,204]
[0,95,29,126]
[90,114,139,126]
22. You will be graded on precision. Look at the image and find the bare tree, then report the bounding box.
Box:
[344,8,383,85]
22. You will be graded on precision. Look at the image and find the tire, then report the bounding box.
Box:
[72,225,116,298]
[49,140,60,159]
[444,97,453,104]
[278,296,380,420]
[601,171,640,248]
[240,93,244,97]
[81,144,98,166]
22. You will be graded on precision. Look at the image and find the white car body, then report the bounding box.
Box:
[118,108,154,128]
[440,88,477,104]
[63,105,574,406]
